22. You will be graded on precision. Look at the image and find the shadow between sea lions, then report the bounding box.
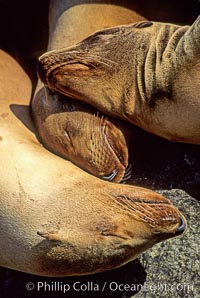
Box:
[128,127,200,200]
[10,104,36,133]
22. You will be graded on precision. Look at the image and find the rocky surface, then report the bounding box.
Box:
[129,130,200,298]
[0,1,199,297]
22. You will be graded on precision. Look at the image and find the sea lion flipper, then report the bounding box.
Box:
[174,15,200,65]
[177,16,200,60]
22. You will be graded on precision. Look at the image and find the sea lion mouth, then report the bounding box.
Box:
[37,51,98,87]
[37,47,116,94]
[37,50,71,82]
[38,61,105,108]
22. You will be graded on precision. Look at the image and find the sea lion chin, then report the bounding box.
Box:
[38,17,200,144]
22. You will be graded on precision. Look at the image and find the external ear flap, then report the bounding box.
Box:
[174,15,200,66]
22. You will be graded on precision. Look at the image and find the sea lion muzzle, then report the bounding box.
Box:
[109,192,187,240]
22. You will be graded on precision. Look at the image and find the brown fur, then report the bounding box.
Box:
[32,1,145,182]
[32,1,148,182]
[32,82,131,183]
[0,1,186,276]
[38,16,200,144]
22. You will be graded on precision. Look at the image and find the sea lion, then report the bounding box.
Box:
[0,0,186,277]
[32,1,145,183]
[0,49,186,276]
[38,16,200,144]
[31,1,147,183]
[32,86,132,183]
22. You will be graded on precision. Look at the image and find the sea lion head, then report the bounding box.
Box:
[37,22,153,117]
[37,17,200,130]
[32,87,131,183]
[36,20,173,117]
[36,183,187,276]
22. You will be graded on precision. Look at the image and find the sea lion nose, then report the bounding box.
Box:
[176,216,187,235]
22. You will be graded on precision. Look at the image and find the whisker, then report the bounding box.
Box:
[74,53,117,68]
[81,53,118,65]
[121,174,132,183]
[102,170,117,181]
[121,164,132,183]
[125,163,132,173]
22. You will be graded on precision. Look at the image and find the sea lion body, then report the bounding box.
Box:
[38,17,200,144]
[0,0,186,276]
